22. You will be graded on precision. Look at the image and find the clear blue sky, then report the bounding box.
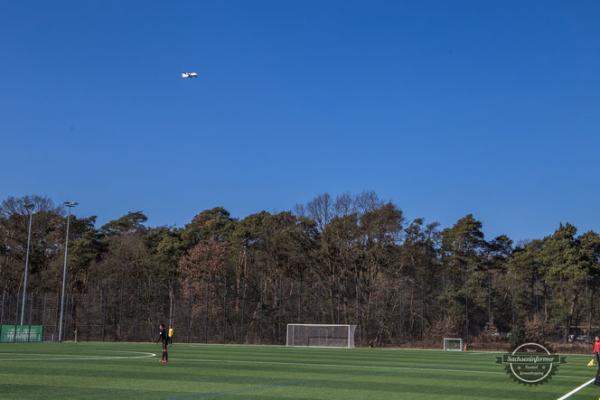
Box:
[1,0,598,241]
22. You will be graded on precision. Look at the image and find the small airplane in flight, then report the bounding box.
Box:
[181,72,198,79]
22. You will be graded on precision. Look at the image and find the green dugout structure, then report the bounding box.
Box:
[0,325,43,343]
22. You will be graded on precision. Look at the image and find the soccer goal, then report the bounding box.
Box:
[443,337,464,351]
[286,324,357,348]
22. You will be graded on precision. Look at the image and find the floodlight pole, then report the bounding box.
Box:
[58,201,77,342]
[20,203,35,325]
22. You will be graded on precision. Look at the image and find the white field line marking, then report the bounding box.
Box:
[0,351,156,361]
[557,378,595,400]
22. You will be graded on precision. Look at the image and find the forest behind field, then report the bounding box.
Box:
[1,193,599,346]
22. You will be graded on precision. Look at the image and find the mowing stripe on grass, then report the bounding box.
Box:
[166,378,312,400]
[176,357,505,375]
[556,378,595,400]
[170,356,593,381]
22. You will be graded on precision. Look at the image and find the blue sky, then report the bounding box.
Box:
[1,0,598,241]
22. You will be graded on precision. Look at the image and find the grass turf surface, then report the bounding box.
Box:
[1,342,599,399]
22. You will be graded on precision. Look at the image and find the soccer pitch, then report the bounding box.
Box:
[0,342,598,400]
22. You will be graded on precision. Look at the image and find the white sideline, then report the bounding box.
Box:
[0,350,156,361]
[556,378,594,400]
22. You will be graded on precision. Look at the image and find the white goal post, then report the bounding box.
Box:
[286,324,357,348]
[443,337,464,351]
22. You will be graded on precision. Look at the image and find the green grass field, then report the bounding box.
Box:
[1,342,598,399]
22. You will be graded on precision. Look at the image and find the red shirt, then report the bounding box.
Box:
[593,341,600,353]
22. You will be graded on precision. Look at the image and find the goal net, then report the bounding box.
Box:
[286,324,357,348]
[443,337,464,351]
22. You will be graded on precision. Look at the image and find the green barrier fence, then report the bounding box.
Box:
[0,325,43,343]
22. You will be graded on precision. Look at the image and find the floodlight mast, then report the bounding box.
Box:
[58,201,78,342]
[20,203,35,325]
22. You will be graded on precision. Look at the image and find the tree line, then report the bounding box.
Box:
[1,193,599,346]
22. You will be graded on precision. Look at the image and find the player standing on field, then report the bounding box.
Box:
[593,336,600,385]
[157,323,169,364]
[168,326,174,345]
